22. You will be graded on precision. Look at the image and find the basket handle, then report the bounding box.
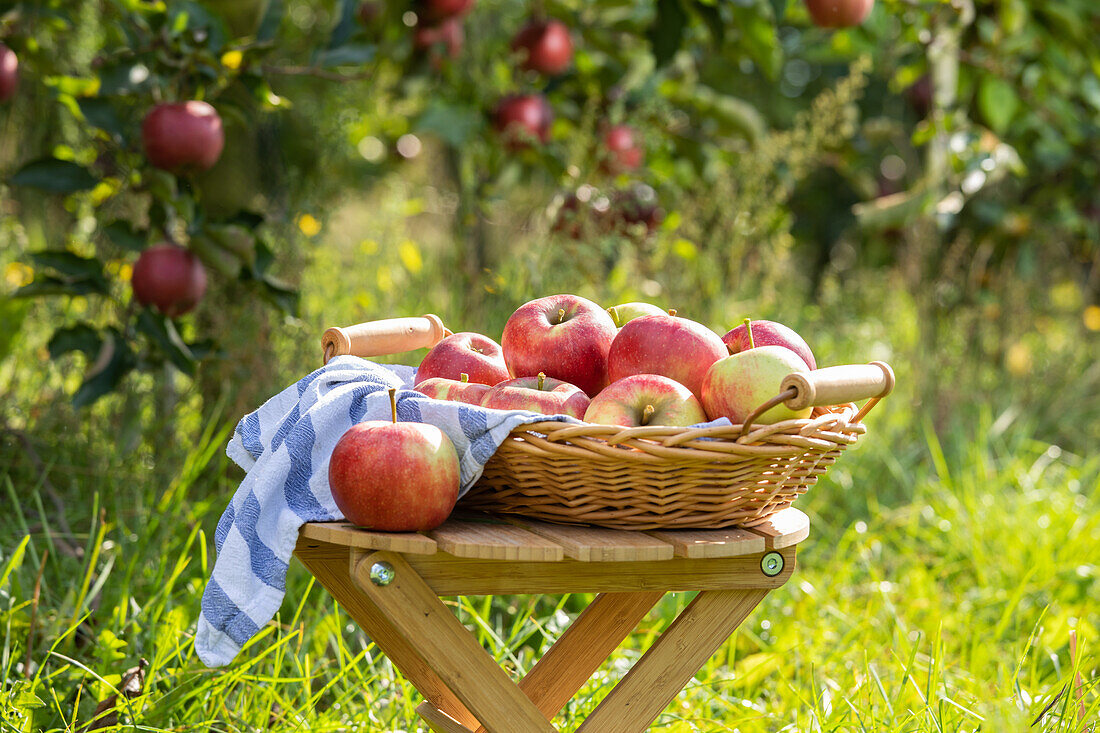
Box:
[321,315,451,364]
[741,361,895,437]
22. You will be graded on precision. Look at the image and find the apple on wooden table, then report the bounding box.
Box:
[701,323,813,425]
[328,389,460,531]
[482,373,590,419]
[511,19,573,76]
[142,101,225,173]
[415,331,509,386]
[131,243,208,317]
[415,372,490,405]
[606,301,666,328]
[0,44,18,103]
[584,374,706,428]
[501,293,617,397]
[607,313,727,400]
[722,318,817,370]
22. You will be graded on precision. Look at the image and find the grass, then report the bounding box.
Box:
[1,364,1097,731]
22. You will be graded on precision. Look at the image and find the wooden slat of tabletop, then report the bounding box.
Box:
[513,520,674,562]
[299,522,438,555]
[645,527,765,558]
[429,520,564,562]
[743,507,810,549]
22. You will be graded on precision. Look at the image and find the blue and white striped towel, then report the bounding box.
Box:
[195,355,577,668]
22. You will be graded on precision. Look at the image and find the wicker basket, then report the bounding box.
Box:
[322,315,893,530]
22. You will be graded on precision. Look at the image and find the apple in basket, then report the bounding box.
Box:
[501,293,617,397]
[701,322,813,426]
[482,372,590,419]
[583,374,706,427]
[607,313,727,400]
[415,331,510,386]
[328,389,460,531]
[722,318,817,370]
[606,301,666,328]
[415,372,491,405]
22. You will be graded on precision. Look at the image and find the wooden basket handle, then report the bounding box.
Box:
[321,315,451,364]
[741,361,895,436]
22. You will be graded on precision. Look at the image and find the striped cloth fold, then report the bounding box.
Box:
[195,355,575,668]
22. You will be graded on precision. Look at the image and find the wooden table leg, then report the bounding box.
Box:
[352,550,557,733]
[575,588,770,733]
[294,540,479,729]
[468,590,664,733]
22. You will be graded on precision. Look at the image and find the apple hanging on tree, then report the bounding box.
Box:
[511,19,573,76]
[418,0,474,23]
[142,101,225,173]
[0,44,18,103]
[414,16,464,61]
[602,125,644,172]
[328,389,460,531]
[492,94,553,147]
[804,0,874,28]
[131,243,208,317]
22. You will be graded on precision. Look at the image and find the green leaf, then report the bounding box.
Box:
[315,42,376,67]
[769,0,788,22]
[11,158,98,193]
[48,324,103,360]
[14,274,109,297]
[328,0,359,49]
[257,0,285,42]
[103,221,148,252]
[259,275,299,316]
[0,299,29,363]
[417,101,484,147]
[648,0,689,67]
[691,1,725,46]
[978,75,1019,134]
[72,331,134,407]
[30,250,104,280]
[78,97,125,140]
[136,310,197,376]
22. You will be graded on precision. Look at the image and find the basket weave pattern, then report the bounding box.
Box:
[460,405,866,530]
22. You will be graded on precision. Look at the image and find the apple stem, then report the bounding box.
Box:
[667,309,677,317]
[641,404,655,425]
[537,372,546,390]
[743,317,755,349]
[460,373,469,383]
[557,308,566,324]
[388,387,397,423]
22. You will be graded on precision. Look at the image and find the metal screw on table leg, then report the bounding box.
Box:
[760,552,784,577]
[369,561,395,586]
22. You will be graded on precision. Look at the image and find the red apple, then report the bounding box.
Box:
[415,332,509,386]
[415,372,491,405]
[357,1,383,25]
[584,374,706,427]
[701,346,812,425]
[722,319,817,370]
[607,314,727,399]
[482,373,590,419]
[419,0,474,22]
[328,393,460,531]
[492,94,553,147]
[607,302,666,328]
[511,19,573,75]
[142,101,225,173]
[906,74,933,118]
[603,125,644,172]
[804,0,874,28]
[0,44,18,103]
[614,183,664,234]
[501,293,618,397]
[414,16,464,60]
[131,243,208,317]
